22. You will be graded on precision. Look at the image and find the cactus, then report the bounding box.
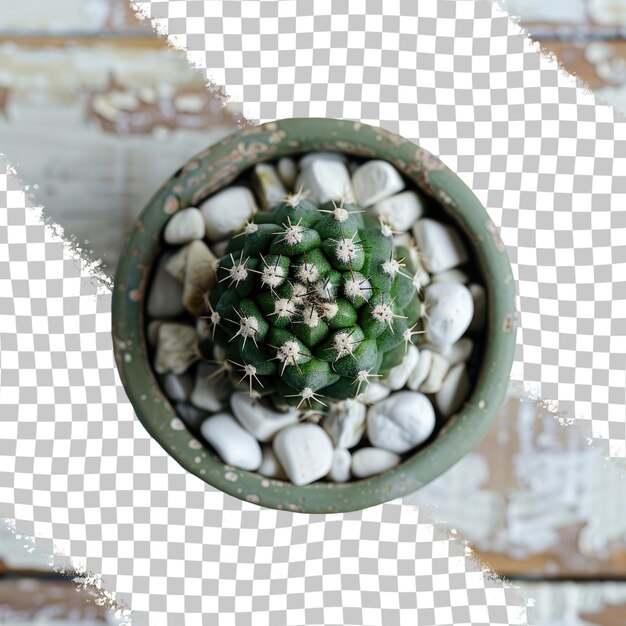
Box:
[203,192,422,409]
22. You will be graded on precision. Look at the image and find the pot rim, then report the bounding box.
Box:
[112,117,517,514]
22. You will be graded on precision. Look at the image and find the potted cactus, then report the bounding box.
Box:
[112,118,516,512]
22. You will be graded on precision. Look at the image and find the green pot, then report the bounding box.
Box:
[112,118,517,513]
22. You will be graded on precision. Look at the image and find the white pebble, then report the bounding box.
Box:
[352,160,404,207]
[423,282,474,347]
[445,338,474,366]
[407,349,433,391]
[190,363,226,412]
[164,207,205,245]
[367,391,436,454]
[412,218,468,274]
[196,317,212,340]
[435,363,470,418]
[277,157,298,188]
[351,448,400,479]
[230,392,299,442]
[146,320,163,347]
[419,352,450,394]
[153,323,198,375]
[258,446,287,479]
[403,242,431,290]
[200,413,262,471]
[147,254,185,319]
[468,283,487,334]
[273,423,334,486]
[323,399,367,449]
[371,191,424,232]
[175,402,209,428]
[357,382,391,404]
[165,240,218,316]
[327,448,352,483]
[413,262,431,292]
[211,240,229,258]
[416,337,474,367]
[431,268,469,284]
[295,159,354,204]
[393,232,413,247]
[384,345,420,390]
[161,372,193,402]
[213,344,227,362]
[199,186,258,241]
[299,152,347,168]
[253,163,287,209]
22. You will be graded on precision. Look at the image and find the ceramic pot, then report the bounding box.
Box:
[112,118,517,513]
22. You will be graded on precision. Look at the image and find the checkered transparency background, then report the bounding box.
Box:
[0,0,624,623]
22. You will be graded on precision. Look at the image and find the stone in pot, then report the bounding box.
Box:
[199,186,258,241]
[230,392,299,442]
[423,282,474,347]
[445,338,474,366]
[147,320,163,347]
[384,345,420,391]
[322,399,367,449]
[190,362,228,412]
[175,402,210,432]
[258,446,288,480]
[153,323,198,375]
[165,240,218,316]
[277,157,297,188]
[273,423,334,486]
[351,448,400,479]
[367,391,436,454]
[252,163,287,210]
[468,283,487,334]
[327,448,352,483]
[164,207,205,245]
[370,190,424,232]
[160,371,194,402]
[412,218,468,274]
[295,158,354,204]
[431,268,469,284]
[146,254,185,319]
[357,382,391,405]
[200,413,262,471]
[299,151,348,168]
[352,160,404,206]
[419,352,450,395]
[407,349,433,391]
[435,363,470,418]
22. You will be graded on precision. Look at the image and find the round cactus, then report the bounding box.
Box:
[204,192,422,409]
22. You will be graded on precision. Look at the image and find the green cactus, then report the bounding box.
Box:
[203,193,422,409]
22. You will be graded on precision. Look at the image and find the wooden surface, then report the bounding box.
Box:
[0,0,151,35]
[0,575,109,623]
[408,393,626,583]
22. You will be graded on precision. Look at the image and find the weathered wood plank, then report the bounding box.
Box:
[0,0,149,35]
